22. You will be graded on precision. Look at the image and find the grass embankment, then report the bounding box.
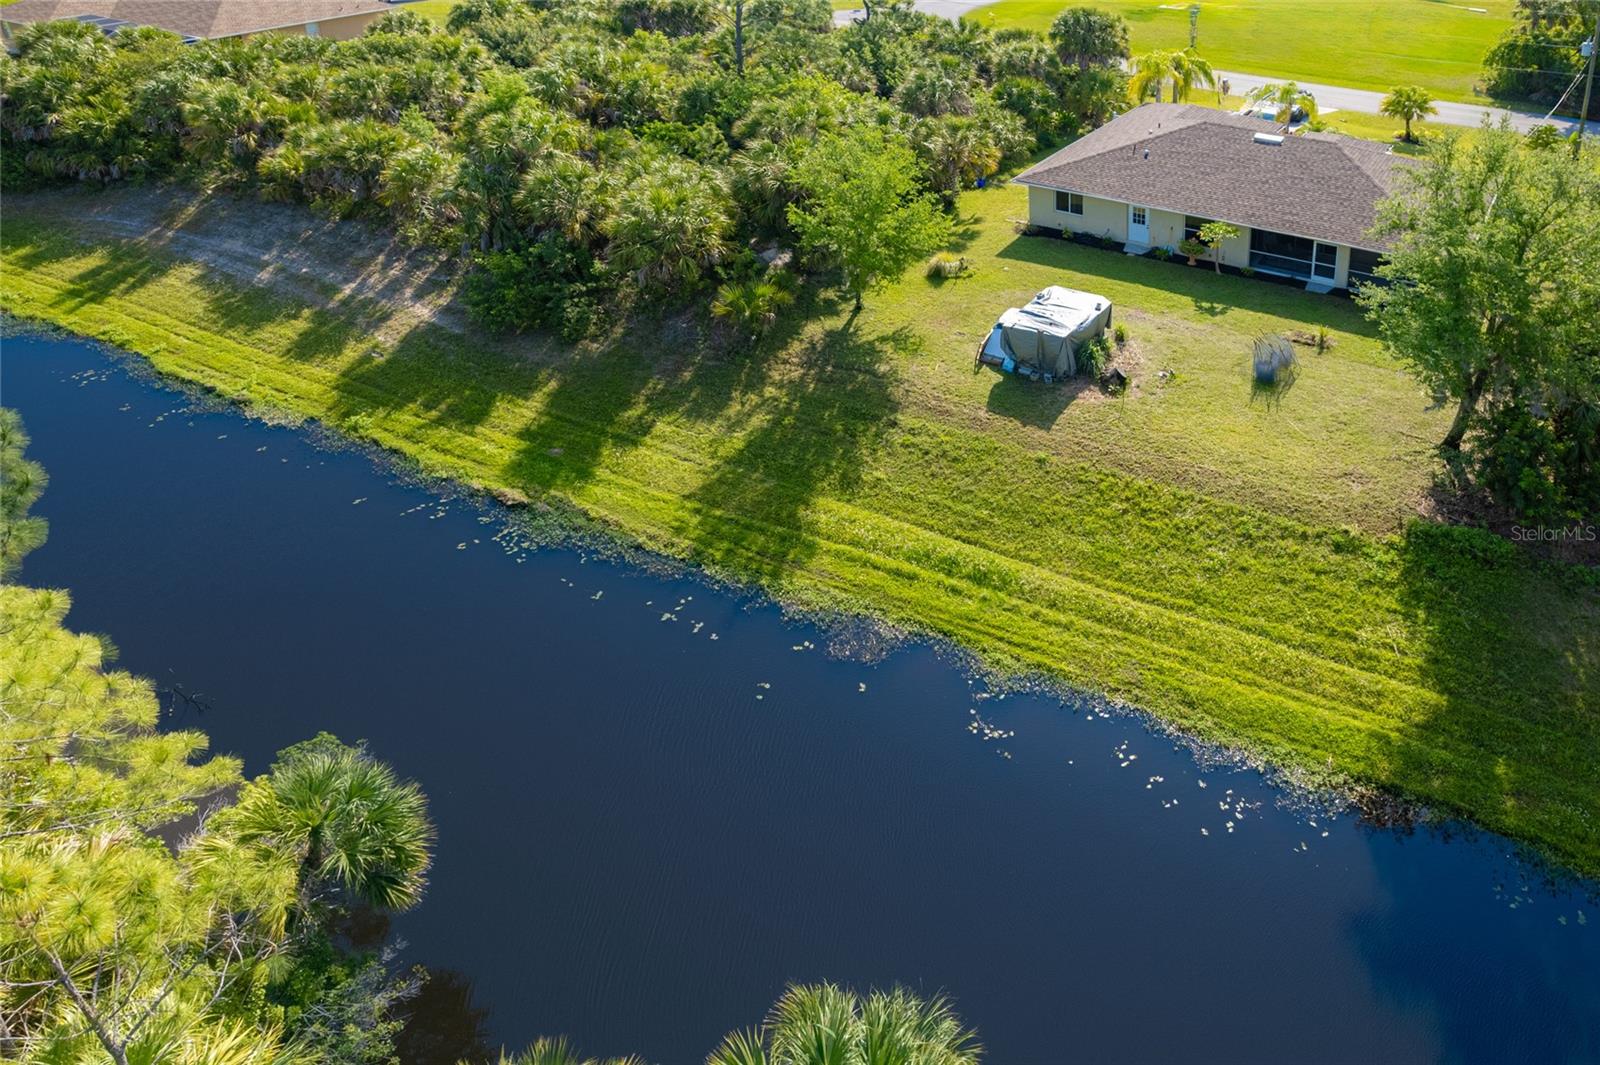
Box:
[972,0,1514,103]
[2,184,1595,876]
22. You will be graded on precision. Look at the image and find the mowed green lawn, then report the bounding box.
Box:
[2,183,1595,876]
[972,0,1514,102]
[398,0,457,25]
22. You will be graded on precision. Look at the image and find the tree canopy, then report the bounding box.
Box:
[0,1,1130,329]
[1359,124,1600,520]
[1048,7,1130,71]
[787,128,953,309]
[1482,0,1600,119]
[1379,85,1436,143]
[0,411,434,1063]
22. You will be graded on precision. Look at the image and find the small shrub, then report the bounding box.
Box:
[1152,246,1171,261]
[1472,400,1600,523]
[925,251,968,279]
[1525,124,1565,152]
[464,237,600,336]
[1113,323,1127,348]
[1315,324,1330,353]
[711,278,793,339]
[1252,333,1297,386]
[559,294,602,342]
[1240,266,1256,278]
[1078,334,1111,378]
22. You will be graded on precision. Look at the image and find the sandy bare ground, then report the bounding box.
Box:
[7,183,470,341]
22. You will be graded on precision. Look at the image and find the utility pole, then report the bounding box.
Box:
[1576,9,1599,157]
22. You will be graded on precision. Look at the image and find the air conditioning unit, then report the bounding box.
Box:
[1253,132,1285,146]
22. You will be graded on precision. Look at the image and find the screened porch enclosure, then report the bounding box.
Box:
[1248,228,1338,282]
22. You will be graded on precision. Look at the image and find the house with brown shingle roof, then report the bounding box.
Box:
[2,0,394,51]
[1015,103,1414,292]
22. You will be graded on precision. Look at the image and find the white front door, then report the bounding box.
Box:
[1128,204,1150,245]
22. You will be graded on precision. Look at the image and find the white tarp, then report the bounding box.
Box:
[995,286,1112,377]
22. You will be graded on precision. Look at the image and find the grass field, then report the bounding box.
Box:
[2,184,1595,876]
[400,0,457,25]
[972,0,1515,103]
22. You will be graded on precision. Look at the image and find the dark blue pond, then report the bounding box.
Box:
[3,331,1596,1065]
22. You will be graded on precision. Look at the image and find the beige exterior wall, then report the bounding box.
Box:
[1024,183,1362,288]
[1026,185,1126,243]
[244,11,386,41]
[1331,244,1351,288]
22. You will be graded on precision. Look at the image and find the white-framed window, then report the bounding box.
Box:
[1054,190,1084,216]
[1130,205,1147,226]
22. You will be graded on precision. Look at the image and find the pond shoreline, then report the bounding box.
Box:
[7,326,1597,1063]
[4,189,1597,880]
[7,314,1591,903]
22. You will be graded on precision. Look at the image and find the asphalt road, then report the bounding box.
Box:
[830,3,1591,137]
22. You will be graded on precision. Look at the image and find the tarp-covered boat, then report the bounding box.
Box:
[976,286,1112,380]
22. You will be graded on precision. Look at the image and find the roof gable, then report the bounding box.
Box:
[1016,104,1411,249]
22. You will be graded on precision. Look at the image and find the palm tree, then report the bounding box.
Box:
[712,278,793,339]
[517,156,613,247]
[729,141,803,233]
[205,736,434,922]
[602,158,734,294]
[1379,85,1437,143]
[707,984,982,1065]
[497,1037,645,1065]
[1129,49,1216,103]
[1048,6,1130,71]
[452,82,584,250]
[894,57,977,118]
[919,115,1003,202]
[1245,81,1318,124]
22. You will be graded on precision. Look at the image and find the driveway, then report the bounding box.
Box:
[831,2,1589,137]
[1215,69,1584,137]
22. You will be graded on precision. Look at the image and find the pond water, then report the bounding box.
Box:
[4,331,1597,1065]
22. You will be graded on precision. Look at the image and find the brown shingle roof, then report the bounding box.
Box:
[1,0,392,39]
[1016,103,1413,250]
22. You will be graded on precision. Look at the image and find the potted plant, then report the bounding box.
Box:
[1178,237,1207,266]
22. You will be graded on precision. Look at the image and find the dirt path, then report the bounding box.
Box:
[8,184,470,341]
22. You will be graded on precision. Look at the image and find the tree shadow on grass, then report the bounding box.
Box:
[7,236,173,313]
[1342,521,1600,1064]
[1387,521,1600,876]
[995,235,1379,338]
[984,372,1085,430]
[648,284,849,426]
[945,212,984,253]
[673,316,904,584]
[328,318,550,434]
[497,286,852,500]
[8,216,417,369]
[499,334,674,496]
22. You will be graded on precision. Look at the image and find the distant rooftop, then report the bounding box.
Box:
[1015,103,1413,250]
[1,0,393,40]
